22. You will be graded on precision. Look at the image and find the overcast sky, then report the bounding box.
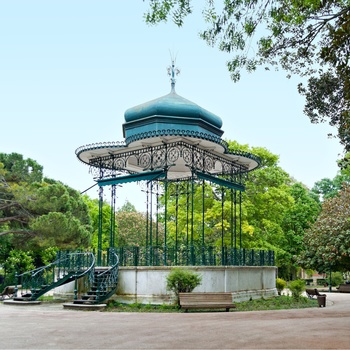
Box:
[0,1,344,211]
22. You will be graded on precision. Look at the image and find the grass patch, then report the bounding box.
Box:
[105,300,179,312]
[234,295,318,312]
[104,295,318,313]
[37,295,68,303]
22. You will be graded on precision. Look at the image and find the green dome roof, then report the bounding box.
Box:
[122,61,224,146]
[124,90,223,129]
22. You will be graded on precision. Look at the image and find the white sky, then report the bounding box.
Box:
[0,1,344,211]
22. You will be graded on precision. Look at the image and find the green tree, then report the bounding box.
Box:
[83,196,112,252]
[312,160,350,199]
[0,153,93,268]
[299,183,350,272]
[279,183,321,279]
[158,140,320,276]
[118,200,137,213]
[233,143,320,278]
[0,153,43,183]
[3,249,35,285]
[144,1,350,152]
[237,143,294,252]
[10,181,93,251]
[115,201,160,247]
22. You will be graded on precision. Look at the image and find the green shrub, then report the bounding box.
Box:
[326,272,344,287]
[317,278,327,286]
[2,250,35,286]
[41,247,59,266]
[288,279,306,300]
[166,268,202,306]
[276,278,287,295]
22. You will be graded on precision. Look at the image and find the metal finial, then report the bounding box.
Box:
[167,58,180,92]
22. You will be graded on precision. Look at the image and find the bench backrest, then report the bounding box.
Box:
[338,284,350,291]
[179,292,232,303]
[305,288,317,295]
[305,288,324,296]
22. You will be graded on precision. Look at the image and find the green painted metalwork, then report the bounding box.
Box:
[156,183,160,247]
[73,248,119,305]
[201,180,205,264]
[175,181,179,265]
[234,190,237,251]
[84,141,260,178]
[110,184,116,249]
[239,190,242,250]
[196,171,245,191]
[149,181,153,265]
[186,183,189,265]
[15,251,95,301]
[145,185,149,264]
[98,186,103,266]
[221,187,225,266]
[73,73,275,307]
[190,169,195,265]
[116,246,274,267]
[97,169,166,187]
[230,188,234,249]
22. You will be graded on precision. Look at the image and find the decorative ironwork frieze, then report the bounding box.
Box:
[124,129,224,146]
[85,141,260,181]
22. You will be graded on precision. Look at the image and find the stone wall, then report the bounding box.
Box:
[115,266,277,304]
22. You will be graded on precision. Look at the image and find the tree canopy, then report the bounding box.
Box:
[159,140,321,278]
[311,152,350,199]
[299,182,350,272]
[144,0,350,154]
[300,156,350,272]
[228,141,320,278]
[0,153,93,273]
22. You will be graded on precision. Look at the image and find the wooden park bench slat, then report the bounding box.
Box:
[337,284,350,293]
[179,292,236,312]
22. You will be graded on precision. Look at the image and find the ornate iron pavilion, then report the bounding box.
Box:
[76,61,273,267]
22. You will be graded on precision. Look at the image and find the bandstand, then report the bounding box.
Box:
[76,62,276,303]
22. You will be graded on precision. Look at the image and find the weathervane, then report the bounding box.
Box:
[167,54,180,92]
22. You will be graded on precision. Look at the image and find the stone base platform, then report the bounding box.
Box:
[63,303,106,311]
[3,300,41,306]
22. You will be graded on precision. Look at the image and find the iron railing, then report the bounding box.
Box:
[87,248,119,304]
[116,246,274,267]
[15,251,95,300]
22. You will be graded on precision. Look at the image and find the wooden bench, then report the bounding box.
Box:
[337,284,350,293]
[305,288,326,299]
[0,285,22,300]
[179,292,236,312]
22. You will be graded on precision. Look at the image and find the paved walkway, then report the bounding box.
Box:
[1,292,350,349]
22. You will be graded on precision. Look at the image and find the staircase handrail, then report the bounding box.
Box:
[94,248,119,304]
[15,251,95,299]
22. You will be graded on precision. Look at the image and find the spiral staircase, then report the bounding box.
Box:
[14,249,119,305]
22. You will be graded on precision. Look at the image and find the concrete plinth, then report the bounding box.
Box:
[3,300,41,305]
[63,303,106,311]
[115,265,277,304]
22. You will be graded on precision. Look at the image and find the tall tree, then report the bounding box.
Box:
[299,183,350,272]
[144,0,350,153]
[312,153,350,199]
[0,153,93,265]
[115,200,164,247]
[84,196,114,251]
[158,140,320,276]
[279,183,321,278]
